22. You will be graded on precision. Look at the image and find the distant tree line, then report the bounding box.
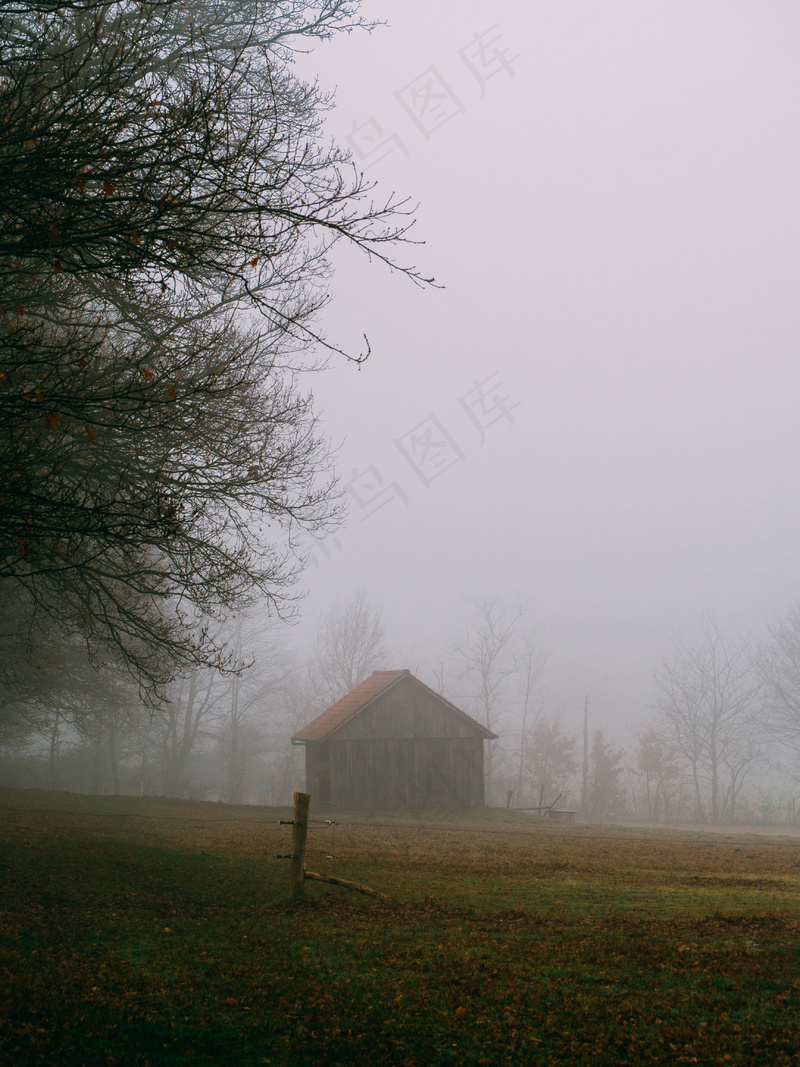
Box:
[0,591,389,803]
[6,582,800,822]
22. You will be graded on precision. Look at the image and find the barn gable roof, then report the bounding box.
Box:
[292,669,498,742]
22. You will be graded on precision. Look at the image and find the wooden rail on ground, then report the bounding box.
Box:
[303,869,390,902]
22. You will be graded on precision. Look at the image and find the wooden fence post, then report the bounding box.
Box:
[289,791,310,900]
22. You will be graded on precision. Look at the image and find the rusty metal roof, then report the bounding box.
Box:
[292,670,409,742]
[292,669,497,742]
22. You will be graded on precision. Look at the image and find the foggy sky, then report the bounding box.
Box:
[287,0,800,737]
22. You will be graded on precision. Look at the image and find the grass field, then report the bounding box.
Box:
[3,788,800,1065]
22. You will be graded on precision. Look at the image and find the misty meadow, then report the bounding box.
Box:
[4,0,800,1063]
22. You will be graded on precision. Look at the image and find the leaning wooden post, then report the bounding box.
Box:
[289,791,310,900]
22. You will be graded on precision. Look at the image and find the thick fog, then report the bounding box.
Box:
[287,0,800,736]
[5,0,800,815]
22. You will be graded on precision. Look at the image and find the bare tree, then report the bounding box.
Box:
[0,0,430,709]
[214,615,287,803]
[653,615,760,823]
[0,1,427,326]
[754,603,800,763]
[65,667,144,794]
[632,724,680,823]
[156,667,227,796]
[453,599,525,730]
[653,648,708,820]
[0,617,145,793]
[1,309,340,696]
[451,597,526,799]
[512,632,549,804]
[0,586,146,760]
[311,591,388,706]
[258,655,319,803]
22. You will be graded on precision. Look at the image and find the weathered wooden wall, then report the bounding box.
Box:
[304,741,331,804]
[328,736,485,808]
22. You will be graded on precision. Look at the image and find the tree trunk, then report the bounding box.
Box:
[108,713,120,795]
[515,680,533,804]
[48,711,60,791]
[227,674,243,804]
[691,760,706,822]
[709,732,719,822]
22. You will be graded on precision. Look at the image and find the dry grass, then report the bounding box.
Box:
[3,788,800,1064]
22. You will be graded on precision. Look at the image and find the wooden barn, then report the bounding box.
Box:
[292,669,497,809]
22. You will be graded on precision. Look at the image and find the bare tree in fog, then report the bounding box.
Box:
[220,667,267,807]
[68,669,143,794]
[0,588,147,788]
[653,616,760,823]
[312,591,388,706]
[156,669,227,796]
[452,598,526,797]
[453,599,524,731]
[0,0,422,312]
[215,617,287,804]
[513,632,549,804]
[632,724,680,823]
[754,603,800,764]
[0,0,428,709]
[150,610,285,799]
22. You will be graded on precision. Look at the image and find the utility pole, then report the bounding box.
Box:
[581,695,589,816]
